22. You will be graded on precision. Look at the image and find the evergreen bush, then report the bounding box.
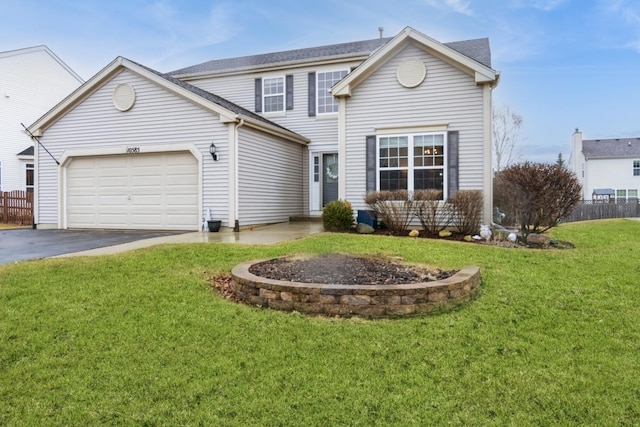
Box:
[322,200,354,232]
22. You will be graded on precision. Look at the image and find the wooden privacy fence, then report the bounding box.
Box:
[565,200,640,223]
[0,191,34,226]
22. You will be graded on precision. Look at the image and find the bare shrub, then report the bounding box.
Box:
[413,189,451,234]
[494,162,582,236]
[450,190,484,235]
[364,190,417,233]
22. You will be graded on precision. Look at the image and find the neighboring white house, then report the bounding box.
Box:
[28,27,499,231]
[570,129,640,202]
[0,46,83,193]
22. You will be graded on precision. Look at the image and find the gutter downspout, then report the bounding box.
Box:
[233,118,245,232]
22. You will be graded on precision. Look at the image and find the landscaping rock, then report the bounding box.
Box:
[356,223,375,234]
[463,235,473,242]
[526,233,551,248]
[439,230,452,237]
[409,229,420,237]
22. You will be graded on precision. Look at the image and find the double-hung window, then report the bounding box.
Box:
[26,163,34,193]
[634,160,640,176]
[263,77,284,113]
[378,133,445,195]
[317,70,348,114]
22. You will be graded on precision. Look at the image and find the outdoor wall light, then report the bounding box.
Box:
[209,142,218,161]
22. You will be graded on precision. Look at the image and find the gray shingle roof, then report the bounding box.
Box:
[17,146,34,156]
[170,36,491,77]
[582,138,640,159]
[446,38,491,68]
[128,59,301,136]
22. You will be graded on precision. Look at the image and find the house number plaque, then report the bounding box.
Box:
[126,147,141,154]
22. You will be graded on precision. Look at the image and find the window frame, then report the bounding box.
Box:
[25,163,34,193]
[633,160,640,176]
[262,76,285,113]
[376,132,447,196]
[316,69,348,115]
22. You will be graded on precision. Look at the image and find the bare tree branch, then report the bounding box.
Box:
[492,105,523,173]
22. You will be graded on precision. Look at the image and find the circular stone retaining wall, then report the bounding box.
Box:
[230,259,481,318]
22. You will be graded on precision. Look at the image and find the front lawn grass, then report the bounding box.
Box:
[1,219,639,425]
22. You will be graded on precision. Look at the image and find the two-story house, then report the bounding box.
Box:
[0,46,83,193]
[570,129,640,202]
[27,27,499,231]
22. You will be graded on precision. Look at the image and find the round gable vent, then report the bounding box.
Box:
[396,58,427,88]
[113,83,136,111]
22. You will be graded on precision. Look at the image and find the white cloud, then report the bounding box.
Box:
[509,0,567,11]
[423,0,474,16]
[597,0,640,52]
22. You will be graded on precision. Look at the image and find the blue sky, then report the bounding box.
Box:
[2,0,640,163]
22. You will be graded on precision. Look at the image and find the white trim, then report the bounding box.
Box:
[262,75,285,114]
[27,58,308,146]
[58,143,203,230]
[376,123,449,134]
[333,26,497,97]
[482,84,493,223]
[376,132,447,196]
[338,97,347,200]
[58,143,202,166]
[316,69,348,115]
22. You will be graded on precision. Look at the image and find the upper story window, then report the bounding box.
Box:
[317,70,348,114]
[255,75,292,114]
[26,163,34,193]
[378,133,446,195]
[634,160,640,176]
[263,77,284,113]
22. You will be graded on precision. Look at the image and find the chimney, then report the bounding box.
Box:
[378,27,384,38]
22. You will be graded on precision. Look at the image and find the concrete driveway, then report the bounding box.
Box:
[0,222,324,264]
[0,228,188,264]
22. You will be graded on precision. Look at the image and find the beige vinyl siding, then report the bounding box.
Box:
[186,61,361,148]
[237,127,305,225]
[343,42,486,211]
[36,69,229,227]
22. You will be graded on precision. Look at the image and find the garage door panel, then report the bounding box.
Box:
[167,175,198,186]
[99,176,128,187]
[98,194,127,204]
[131,195,163,206]
[167,194,198,206]
[67,151,199,230]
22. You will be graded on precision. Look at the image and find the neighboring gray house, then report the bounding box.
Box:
[0,45,83,193]
[570,129,640,202]
[28,27,499,231]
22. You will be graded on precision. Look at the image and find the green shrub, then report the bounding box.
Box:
[322,200,354,232]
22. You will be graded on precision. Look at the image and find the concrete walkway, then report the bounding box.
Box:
[54,221,325,258]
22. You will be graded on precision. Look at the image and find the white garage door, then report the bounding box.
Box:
[66,151,199,230]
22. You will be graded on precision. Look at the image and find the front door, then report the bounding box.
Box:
[322,153,338,207]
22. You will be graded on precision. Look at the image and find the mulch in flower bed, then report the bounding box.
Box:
[248,253,456,286]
